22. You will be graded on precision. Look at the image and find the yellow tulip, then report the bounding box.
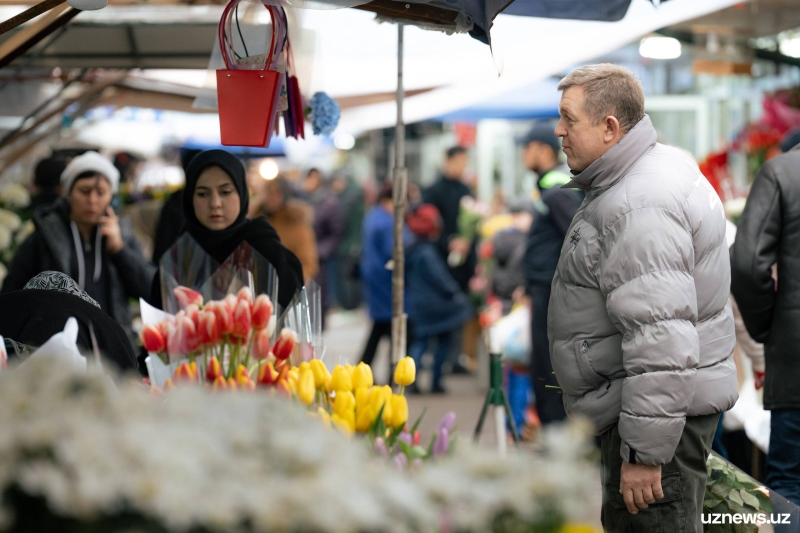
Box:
[394,357,416,387]
[309,359,331,389]
[288,367,299,384]
[355,407,374,432]
[333,390,356,419]
[355,387,370,409]
[299,361,311,374]
[330,365,353,392]
[296,368,316,406]
[558,525,602,533]
[331,413,355,436]
[352,362,374,389]
[345,364,356,381]
[387,394,408,428]
[317,407,331,428]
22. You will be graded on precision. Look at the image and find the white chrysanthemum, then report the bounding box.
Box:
[0,184,30,209]
[0,209,21,231]
[0,357,600,532]
[14,220,34,245]
[0,226,11,250]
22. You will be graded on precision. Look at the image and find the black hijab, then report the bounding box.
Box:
[176,150,303,309]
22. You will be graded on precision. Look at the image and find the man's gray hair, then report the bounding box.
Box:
[558,64,645,134]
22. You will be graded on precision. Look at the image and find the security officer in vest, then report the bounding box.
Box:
[520,125,583,425]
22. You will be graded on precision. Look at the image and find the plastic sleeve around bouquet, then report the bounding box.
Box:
[159,233,280,316]
[279,279,323,364]
[705,452,800,531]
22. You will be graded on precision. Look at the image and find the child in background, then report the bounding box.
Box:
[406,204,473,394]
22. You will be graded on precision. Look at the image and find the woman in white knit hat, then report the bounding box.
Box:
[1,151,155,350]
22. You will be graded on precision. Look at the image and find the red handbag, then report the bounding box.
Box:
[216,1,281,147]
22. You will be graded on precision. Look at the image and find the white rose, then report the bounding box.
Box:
[0,209,21,231]
[0,184,30,209]
[0,226,11,250]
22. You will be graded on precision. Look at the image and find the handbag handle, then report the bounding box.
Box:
[218,0,278,71]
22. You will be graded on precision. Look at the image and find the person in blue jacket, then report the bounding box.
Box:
[406,203,473,394]
[359,183,409,379]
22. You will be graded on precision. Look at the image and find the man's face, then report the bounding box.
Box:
[444,152,468,179]
[555,86,615,173]
[522,142,548,173]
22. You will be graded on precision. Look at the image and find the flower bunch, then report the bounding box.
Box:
[141,285,292,391]
[0,183,33,286]
[302,357,417,439]
[305,92,340,136]
[373,410,457,472]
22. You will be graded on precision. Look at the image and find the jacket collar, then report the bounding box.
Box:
[562,115,658,191]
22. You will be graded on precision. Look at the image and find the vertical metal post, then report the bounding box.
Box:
[391,23,407,368]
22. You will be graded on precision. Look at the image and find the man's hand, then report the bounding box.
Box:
[99,207,124,255]
[448,237,470,255]
[620,461,663,514]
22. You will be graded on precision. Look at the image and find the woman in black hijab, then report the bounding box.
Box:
[151,150,303,310]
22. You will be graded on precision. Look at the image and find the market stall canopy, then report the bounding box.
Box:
[434,78,560,122]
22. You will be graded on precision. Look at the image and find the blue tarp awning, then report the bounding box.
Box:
[434,78,561,122]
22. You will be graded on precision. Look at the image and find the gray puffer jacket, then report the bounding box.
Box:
[548,116,738,466]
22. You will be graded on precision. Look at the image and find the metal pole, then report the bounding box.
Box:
[391,23,407,368]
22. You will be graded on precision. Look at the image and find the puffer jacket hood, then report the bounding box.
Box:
[548,115,738,466]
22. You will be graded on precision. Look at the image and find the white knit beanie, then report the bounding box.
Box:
[60,151,120,195]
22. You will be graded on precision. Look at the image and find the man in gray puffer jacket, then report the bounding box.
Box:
[549,64,738,532]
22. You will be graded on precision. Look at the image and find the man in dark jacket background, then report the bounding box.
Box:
[731,143,800,506]
[520,125,582,425]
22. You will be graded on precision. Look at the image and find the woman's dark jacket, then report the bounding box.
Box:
[1,198,155,345]
[406,237,473,339]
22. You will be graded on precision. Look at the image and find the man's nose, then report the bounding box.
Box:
[554,120,566,137]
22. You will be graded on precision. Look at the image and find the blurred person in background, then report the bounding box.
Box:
[521,125,582,426]
[406,204,473,394]
[731,142,800,506]
[250,176,319,282]
[2,152,156,347]
[152,148,201,263]
[491,199,534,315]
[359,182,409,381]
[330,174,365,311]
[423,146,475,375]
[423,146,474,291]
[26,157,66,216]
[779,128,800,153]
[303,168,344,325]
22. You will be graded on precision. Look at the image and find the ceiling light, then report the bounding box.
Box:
[780,37,800,58]
[259,159,279,180]
[334,133,356,150]
[639,36,682,60]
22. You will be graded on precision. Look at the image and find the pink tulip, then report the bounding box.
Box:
[237,286,253,304]
[198,310,220,345]
[185,304,200,325]
[206,301,234,335]
[252,328,272,360]
[232,299,252,338]
[168,311,200,355]
[251,294,274,330]
[272,328,297,361]
[173,286,203,308]
[224,294,238,314]
[140,323,166,353]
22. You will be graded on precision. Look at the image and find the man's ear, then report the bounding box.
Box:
[603,116,622,144]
